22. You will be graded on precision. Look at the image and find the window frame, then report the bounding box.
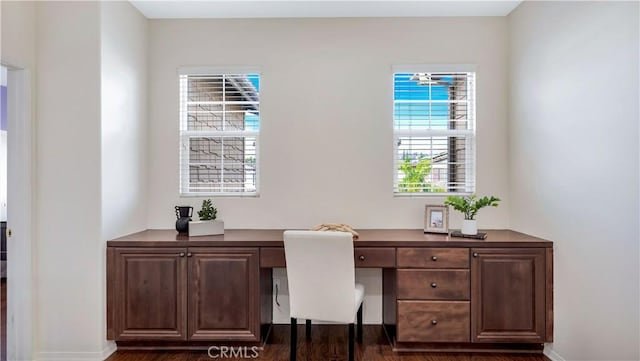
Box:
[392,64,477,197]
[178,67,261,197]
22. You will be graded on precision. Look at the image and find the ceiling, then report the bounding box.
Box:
[130,1,523,19]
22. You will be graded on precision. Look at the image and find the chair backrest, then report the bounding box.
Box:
[283,230,356,323]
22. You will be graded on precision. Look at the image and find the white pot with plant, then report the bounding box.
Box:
[444,195,500,235]
[189,199,224,236]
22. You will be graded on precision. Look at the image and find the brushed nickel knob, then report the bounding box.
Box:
[431,320,438,325]
[187,252,193,257]
[473,252,479,258]
[179,252,185,257]
[431,256,438,261]
[431,282,437,288]
[359,255,366,261]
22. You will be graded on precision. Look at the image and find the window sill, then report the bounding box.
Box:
[393,192,473,197]
[180,192,260,198]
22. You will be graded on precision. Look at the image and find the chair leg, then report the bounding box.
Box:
[348,323,355,361]
[290,317,297,361]
[305,319,311,341]
[357,303,363,344]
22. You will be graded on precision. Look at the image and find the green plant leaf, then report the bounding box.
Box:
[445,194,500,220]
[197,199,218,221]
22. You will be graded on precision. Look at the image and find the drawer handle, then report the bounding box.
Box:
[431,282,437,288]
[473,252,478,258]
[359,255,366,261]
[431,319,438,325]
[187,252,193,257]
[179,252,185,257]
[431,256,438,261]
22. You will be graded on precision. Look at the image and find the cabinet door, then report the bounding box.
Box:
[471,248,545,343]
[113,247,187,341]
[188,248,260,341]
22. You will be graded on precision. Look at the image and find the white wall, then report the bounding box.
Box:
[100,2,148,242]
[508,2,639,360]
[147,17,510,231]
[35,2,106,359]
[100,1,149,356]
[0,1,37,71]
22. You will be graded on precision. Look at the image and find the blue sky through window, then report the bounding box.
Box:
[394,73,451,129]
[245,73,260,131]
[247,74,260,91]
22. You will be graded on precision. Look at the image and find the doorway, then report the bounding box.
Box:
[0,64,7,361]
[1,64,34,361]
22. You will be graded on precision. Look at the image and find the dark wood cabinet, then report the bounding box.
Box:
[107,246,262,343]
[107,229,553,352]
[110,247,188,341]
[188,248,260,341]
[386,246,552,351]
[471,248,546,343]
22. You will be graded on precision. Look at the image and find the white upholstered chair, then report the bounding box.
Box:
[283,230,364,361]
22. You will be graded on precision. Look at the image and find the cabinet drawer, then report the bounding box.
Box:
[397,269,470,300]
[260,247,396,268]
[354,248,396,268]
[397,248,469,269]
[397,301,470,342]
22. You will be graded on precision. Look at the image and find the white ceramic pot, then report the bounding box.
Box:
[461,219,477,235]
[189,220,224,236]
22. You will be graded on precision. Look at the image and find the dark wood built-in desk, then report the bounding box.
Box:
[106,229,553,353]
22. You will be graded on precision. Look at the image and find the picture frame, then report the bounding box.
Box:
[424,205,449,234]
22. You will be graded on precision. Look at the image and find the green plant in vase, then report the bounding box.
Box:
[189,199,224,236]
[444,194,500,235]
[198,199,217,221]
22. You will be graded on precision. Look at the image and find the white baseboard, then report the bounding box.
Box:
[36,352,104,361]
[544,345,567,361]
[36,343,117,361]
[101,342,117,360]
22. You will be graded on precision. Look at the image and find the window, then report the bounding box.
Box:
[179,70,260,195]
[393,67,475,195]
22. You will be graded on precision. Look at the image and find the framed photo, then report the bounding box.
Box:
[424,205,449,234]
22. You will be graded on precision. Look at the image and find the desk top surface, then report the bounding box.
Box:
[108,229,552,248]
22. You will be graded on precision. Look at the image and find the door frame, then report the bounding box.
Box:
[5,64,35,361]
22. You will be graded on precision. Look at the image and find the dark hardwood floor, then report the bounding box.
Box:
[107,325,551,361]
[1,278,6,361]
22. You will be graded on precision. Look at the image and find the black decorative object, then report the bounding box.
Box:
[175,206,193,234]
[450,230,487,240]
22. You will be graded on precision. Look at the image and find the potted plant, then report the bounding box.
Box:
[189,199,224,236]
[444,194,500,235]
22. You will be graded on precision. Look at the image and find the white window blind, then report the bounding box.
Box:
[393,70,476,195]
[179,72,260,195]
